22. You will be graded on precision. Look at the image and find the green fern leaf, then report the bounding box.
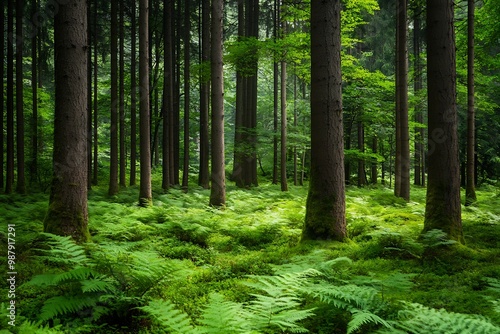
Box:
[39,295,98,321]
[198,293,250,333]
[38,233,89,265]
[347,309,392,334]
[139,299,195,334]
[80,278,116,293]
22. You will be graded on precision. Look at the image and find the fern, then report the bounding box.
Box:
[394,302,500,334]
[37,233,90,266]
[39,296,99,322]
[139,299,196,333]
[421,229,458,248]
[348,309,392,334]
[197,293,251,333]
[243,270,317,333]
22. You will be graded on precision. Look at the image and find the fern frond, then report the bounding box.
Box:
[396,302,500,334]
[309,283,379,310]
[347,309,392,334]
[197,293,250,333]
[80,277,116,293]
[38,233,89,266]
[39,295,98,321]
[139,299,196,334]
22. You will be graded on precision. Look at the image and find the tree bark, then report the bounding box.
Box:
[198,0,210,189]
[371,136,377,184]
[272,0,278,185]
[92,0,99,186]
[0,0,4,189]
[162,0,173,190]
[423,0,463,243]
[119,0,126,187]
[44,0,90,243]
[16,0,26,194]
[210,0,226,207]
[465,0,477,206]
[87,0,92,190]
[130,0,137,186]
[281,50,288,192]
[303,0,346,241]
[109,0,119,195]
[30,0,39,187]
[139,0,152,206]
[395,0,410,201]
[182,0,191,190]
[357,120,365,187]
[413,8,423,186]
[6,0,14,194]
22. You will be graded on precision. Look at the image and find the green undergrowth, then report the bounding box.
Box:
[1,182,500,333]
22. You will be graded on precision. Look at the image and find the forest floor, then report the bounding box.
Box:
[1,179,500,333]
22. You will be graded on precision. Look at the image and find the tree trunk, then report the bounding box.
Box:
[371,136,377,184]
[163,0,173,190]
[413,9,423,186]
[465,0,477,206]
[198,0,210,189]
[272,0,278,185]
[92,0,99,186]
[280,50,288,192]
[357,120,365,187]
[109,0,119,196]
[139,0,152,206]
[87,0,92,190]
[303,0,346,241]
[395,0,410,201]
[16,0,25,194]
[233,0,245,187]
[30,0,39,187]
[0,0,4,189]
[182,0,191,190]
[210,0,226,207]
[6,0,14,194]
[423,0,463,243]
[44,0,90,243]
[130,0,137,186]
[293,71,298,186]
[119,0,126,187]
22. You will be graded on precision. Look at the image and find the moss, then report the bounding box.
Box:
[43,202,90,244]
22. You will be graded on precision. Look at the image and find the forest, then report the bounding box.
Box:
[1,0,500,333]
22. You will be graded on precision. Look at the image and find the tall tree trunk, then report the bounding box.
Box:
[162,0,173,190]
[182,0,191,190]
[280,48,288,192]
[119,0,126,187]
[414,9,423,186]
[357,120,365,187]
[173,0,181,185]
[6,0,14,194]
[16,0,25,194]
[30,0,38,187]
[233,0,245,187]
[248,0,259,187]
[465,0,477,206]
[130,0,137,186]
[44,0,90,243]
[210,0,226,207]
[395,0,410,201]
[109,0,119,195]
[303,0,346,241]
[139,0,152,206]
[87,0,92,190]
[423,0,463,243]
[293,71,298,186]
[371,136,377,184]
[92,0,99,186]
[272,0,278,185]
[0,0,4,189]
[198,0,210,189]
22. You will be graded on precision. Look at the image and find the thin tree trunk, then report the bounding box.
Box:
[272,0,278,185]
[139,0,152,206]
[371,136,377,184]
[44,0,90,243]
[162,0,173,190]
[465,0,477,206]
[182,0,191,190]
[423,0,463,243]
[414,9,423,186]
[130,0,137,186]
[293,71,298,186]
[0,0,4,189]
[87,0,92,190]
[303,0,346,241]
[16,0,25,194]
[357,120,365,187]
[109,0,119,195]
[233,0,245,187]
[210,0,226,207]
[30,0,39,187]
[198,0,210,189]
[280,48,288,192]
[119,0,126,187]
